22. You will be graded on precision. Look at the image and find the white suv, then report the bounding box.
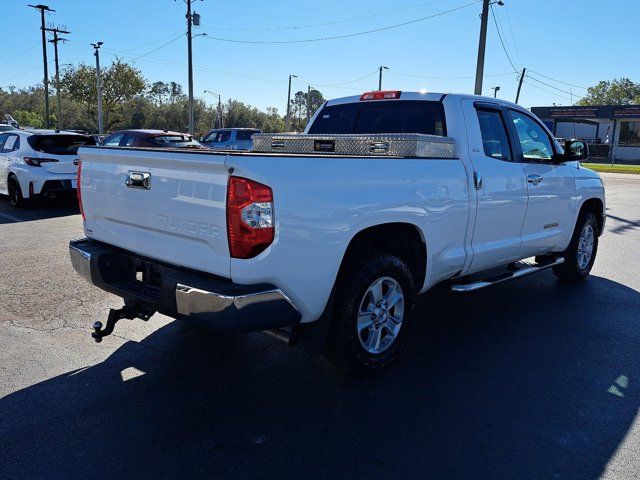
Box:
[0,130,96,207]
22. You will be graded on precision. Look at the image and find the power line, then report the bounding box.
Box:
[130,33,186,61]
[503,0,522,67]
[526,74,583,99]
[522,78,573,102]
[0,42,40,68]
[527,69,588,90]
[202,1,481,44]
[202,0,452,32]
[389,70,516,79]
[489,4,518,73]
[296,70,379,88]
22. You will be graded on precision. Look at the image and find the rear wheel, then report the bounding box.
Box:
[553,210,599,281]
[8,177,28,208]
[326,252,415,372]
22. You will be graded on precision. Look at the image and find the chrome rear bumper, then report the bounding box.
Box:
[69,238,300,333]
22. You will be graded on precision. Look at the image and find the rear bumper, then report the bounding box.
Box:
[69,238,300,333]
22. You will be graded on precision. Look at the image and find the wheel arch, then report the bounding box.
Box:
[579,197,605,236]
[337,222,427,290]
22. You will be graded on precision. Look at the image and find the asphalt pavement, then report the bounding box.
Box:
[1,173,639,480]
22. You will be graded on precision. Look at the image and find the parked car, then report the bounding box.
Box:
[0,124,16,132]
[200,128,260,150]
[100,129,202,148]
[69,91,604,372]
[0,129,95,207]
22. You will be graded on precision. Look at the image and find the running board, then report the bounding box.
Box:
[451,257,565,293]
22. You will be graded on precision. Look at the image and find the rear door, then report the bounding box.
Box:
[79,147,231,277]
[506,109,577,255]
[461,99,529,273]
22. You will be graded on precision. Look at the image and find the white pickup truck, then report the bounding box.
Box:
[70,91,605,371]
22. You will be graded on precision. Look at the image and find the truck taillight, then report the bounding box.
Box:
[226,176,274,259]
[360,90,402,101]
[77,160,85,221]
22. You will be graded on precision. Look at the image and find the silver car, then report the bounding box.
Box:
[201,128,261,151]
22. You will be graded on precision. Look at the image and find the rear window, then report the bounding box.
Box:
[150,135,200,148]
[308,100,446,136]
[235,130,260,141]
[27,134,96,154]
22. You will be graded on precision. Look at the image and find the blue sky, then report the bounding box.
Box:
[1,0,639,113]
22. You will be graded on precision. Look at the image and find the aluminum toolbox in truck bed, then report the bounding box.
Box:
[251,133,456,158]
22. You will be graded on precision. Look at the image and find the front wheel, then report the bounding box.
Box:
[326,252,416,372]
[553,210,599,281]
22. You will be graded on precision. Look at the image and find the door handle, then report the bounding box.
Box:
[473,170,483,190]
[125,171,151,190]
[527,174,543,185]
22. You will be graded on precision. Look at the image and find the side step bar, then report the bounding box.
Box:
[451,257,565,293]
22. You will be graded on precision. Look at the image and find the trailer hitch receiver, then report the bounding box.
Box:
[92,304,155,343]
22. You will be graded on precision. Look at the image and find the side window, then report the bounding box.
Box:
[215,131,231,143]
[476,109,512,160]
[0,133,8,151]
[509,110,554,161]
[123,135,136,146]
[102,133,124,146]
[3,135,19,152]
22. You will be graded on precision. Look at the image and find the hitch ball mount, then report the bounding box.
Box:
[92,304,155,343]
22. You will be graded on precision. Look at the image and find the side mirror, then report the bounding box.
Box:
[564,139,589,161]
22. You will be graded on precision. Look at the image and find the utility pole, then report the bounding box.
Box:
[514,67,526,104]
[306,85,311,125]
[186,0,194,135]
[46,25,70,131]
[285,74,297,131]
[29,4,53,128]
[92,42,104,134]
[378,66,388,91]
[474,0,490,95]
[491,86,500,98]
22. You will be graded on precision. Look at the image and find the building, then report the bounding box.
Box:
[531,105,640,164]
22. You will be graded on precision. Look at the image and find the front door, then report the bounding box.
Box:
[461,99,529,273]
[506,109,577,256]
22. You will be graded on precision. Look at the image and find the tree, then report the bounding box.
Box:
[289,89,325,131]
[149,81,169,104]
[61,58,146,131]
[577,78,640,106]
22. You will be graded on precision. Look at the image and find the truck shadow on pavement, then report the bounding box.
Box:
[1,274,639,480]
[0,196,79,224]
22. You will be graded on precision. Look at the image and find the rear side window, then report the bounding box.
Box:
[102,133,124,146]
[477,109,512,160]
[308,100,446,136]
[235,130,259,141]
[28,134,96,154]
[150,135,200,148]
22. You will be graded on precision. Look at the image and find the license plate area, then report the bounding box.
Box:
[99,252,163,303]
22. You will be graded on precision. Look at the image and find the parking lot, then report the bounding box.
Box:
[0,173,639,480]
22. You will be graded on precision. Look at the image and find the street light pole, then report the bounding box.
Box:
[285,74,297,131]
[92,42,104,134]
[204,90,222,128]
[29,4,53,128]
[492,86,500,98]
[378,66,388,91]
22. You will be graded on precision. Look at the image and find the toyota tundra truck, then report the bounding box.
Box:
[69,91,605,371]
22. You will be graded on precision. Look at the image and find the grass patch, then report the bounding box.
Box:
[583,163,640,174]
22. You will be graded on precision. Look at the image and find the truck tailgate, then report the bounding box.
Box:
[78,147,230,278]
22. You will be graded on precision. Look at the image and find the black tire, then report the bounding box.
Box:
[326,252,416,373]
[8,176,29,208]
[553,210,599,281]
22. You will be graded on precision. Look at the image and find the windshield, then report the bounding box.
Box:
[308,100,447,136]
[27,134,96,155]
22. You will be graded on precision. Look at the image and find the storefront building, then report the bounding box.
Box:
[531,105,640,163]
